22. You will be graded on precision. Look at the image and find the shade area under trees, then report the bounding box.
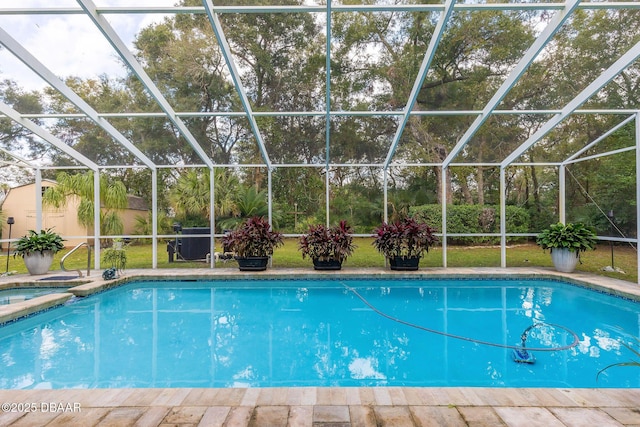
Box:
[0,1,639,270]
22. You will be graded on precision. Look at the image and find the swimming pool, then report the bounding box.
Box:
[0,277,638,389]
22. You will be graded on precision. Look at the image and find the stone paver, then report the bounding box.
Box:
[223,406,253,426]
[550,407,625,427]
[411,406,467,427]
[0,387,638,427]
[313,405,350,423]
[162,406,206,425]
[493,407,566,427]
[348,406,377,427]
[133,407,171,427]
[197,406,231,427]
[287,405,313,427]
[374,406,415,427]
[248,405,289,427]
[45,407,110,427]
[457,406,505,427]
[603,407,640,425]
[0,387,640,427]
[8,409,61,427]
[95,407,146,427]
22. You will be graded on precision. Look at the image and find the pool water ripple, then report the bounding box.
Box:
[0,278,638,389]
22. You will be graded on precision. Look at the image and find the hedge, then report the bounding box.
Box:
[409,204,531,244]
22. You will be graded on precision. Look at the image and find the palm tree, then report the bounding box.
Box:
[169,168,240,224]
[218,186,271,230]
[43,171,128,237]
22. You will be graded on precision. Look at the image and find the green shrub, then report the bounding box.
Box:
[410,204,530,244]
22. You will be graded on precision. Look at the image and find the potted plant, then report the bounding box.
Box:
[222,216,283,271]
[14,228,65,275]
[299,220,356,270]
[372,217,438,270]
[536,222,597,273]
[102,238,127,279]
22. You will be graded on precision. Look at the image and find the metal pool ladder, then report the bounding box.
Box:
[60,242,92,278]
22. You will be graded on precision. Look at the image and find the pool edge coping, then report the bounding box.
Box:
[75,266,640,301]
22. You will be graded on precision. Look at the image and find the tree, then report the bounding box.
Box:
[14,3,638,240]
[0,79,46,161]
[42,171,128,238]
[46,77,138,167]
[130,4,249,164]
[218,186,274,231]
[169,168,243,228]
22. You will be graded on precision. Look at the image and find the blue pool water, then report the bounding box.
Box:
[0,288,67,305]
[0,278,638,389]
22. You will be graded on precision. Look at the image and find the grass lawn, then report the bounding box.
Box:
[3,238,637,284]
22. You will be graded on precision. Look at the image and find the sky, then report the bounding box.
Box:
[0,1,177,91]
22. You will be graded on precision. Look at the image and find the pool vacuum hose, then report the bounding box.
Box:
[344,284,579,364]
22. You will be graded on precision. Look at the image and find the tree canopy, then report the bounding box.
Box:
[0,2,639,237]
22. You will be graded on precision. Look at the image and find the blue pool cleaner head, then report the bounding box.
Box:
[512,325,537,364]
[512,347,536,364]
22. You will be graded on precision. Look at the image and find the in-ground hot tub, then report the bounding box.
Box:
[0,287,68,305]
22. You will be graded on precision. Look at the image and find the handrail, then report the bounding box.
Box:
[60,242,91,278]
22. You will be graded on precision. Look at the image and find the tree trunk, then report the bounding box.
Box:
[529,155,541,213]
[460,172,474,204]
[407,117,453,204]
[477,166,484,205]
[432,144,453,204]
[477,141,485,205]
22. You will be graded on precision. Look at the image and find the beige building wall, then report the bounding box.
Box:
[1,181,148,248]
[120,209,145,236]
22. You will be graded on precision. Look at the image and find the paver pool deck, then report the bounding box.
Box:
[0,267,639,426]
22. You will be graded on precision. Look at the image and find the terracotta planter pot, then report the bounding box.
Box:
[23,250,55,275]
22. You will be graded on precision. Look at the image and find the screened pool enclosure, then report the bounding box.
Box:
[1,1,640,280]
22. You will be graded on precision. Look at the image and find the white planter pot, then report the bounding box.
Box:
[23,250,55,275]
[551,248,579,273]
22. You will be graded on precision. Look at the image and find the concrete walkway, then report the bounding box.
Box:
[0,387,639,426]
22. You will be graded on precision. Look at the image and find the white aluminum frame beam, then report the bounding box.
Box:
[77,0,213,170]
[502,39,640,168]
[18,108,639,120]
[4,2,640,16]
[565,146,636,165]
[1,101,101,264]
[0,102,98,172]
[499,167,506,267]
[383,0,455,170]
[325,0,332,227]
[79,0,208,269]
[442,0,581,168]
[202,0,272,169]
[0,146,37,169]
[0,26,156,171]
[636,112,640,284]
[564,114,636,164]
